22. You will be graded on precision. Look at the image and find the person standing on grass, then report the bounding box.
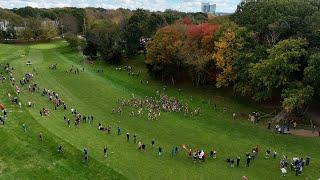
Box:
[158,147,162,156]
[84,155,88,165]
[141,143,146,152]
[138,141,142,150]
[175,146,180,155]
[133,133,137,143]
[83,147,89,165]
[3,109,7,117]
[151,139,155,147]
[171,147,176,157]
[84,147,88,157]
[91,115,94,124]
[126,132,130,142]
[237,156,240,167]
[273,151,277,159]
[117,127,121,135]
[39,132,43,141]
[306,155,311,166]
[267,121,271,130]
[22,123,27,132]
[104,146,108,157]
[58,144,63,153]
[67,119,71,127]
[232,112,236,120]
[246,155,251,167]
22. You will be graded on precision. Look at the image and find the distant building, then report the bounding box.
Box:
[13,26,25,32]
[0,20,9,31]
[201,2,216,14]
[215,12,232,16]
[41,19,59,28]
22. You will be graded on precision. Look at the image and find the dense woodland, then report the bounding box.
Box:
[0,0,319,120]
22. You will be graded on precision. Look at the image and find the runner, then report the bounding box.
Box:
[117,127,121,135]
[158,147,162,156]
[151,139,155,147]
[58,144,64,153]
[126,132,130,142]
[39,132,43,141]
[104,146,108,157]
[133,133,137,143]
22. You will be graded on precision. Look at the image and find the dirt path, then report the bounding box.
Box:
[291,129,319,137]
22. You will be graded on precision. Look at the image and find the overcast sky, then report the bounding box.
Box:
[0,0,241,13]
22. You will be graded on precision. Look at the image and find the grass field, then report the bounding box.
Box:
[0,41,319,179]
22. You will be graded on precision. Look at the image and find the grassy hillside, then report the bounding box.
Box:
[0,41,319,179]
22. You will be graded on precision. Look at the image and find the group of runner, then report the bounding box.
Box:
[114,93,201,121]
[0,62,314,178]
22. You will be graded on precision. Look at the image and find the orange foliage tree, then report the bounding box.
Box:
[146,24,185,84]
[213,28,238,87]
[146,21,220,85]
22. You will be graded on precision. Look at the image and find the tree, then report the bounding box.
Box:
[231,0,320,46]
[147,13,167,36]
[84,20,123,64]
[83,41,98,60]
[304,53,320,94]
[12,7,58,20]
[124,9,150,55]
[213,24,255,88]
[183,23,220,86]
[53,8,85,34]
[40,22,58,40]
[146,25,184,84]
[249,38,308,100]
[60,14,79,34]
[0,8,24,26]
[282,82,314,113]
[25,18,41,38]
[213,28,237,87]
[16,28,33,40]
[64,32,84,50]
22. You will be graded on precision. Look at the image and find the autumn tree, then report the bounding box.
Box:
[146,25,184,84]
[183,23,220,86]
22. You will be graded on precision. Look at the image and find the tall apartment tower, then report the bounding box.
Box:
[201,2,216,14]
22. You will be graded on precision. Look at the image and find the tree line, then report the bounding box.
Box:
[82,9,208,64]
[146,0,320,118]
[1,1,319,118]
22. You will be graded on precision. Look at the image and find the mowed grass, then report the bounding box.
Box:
[0,41,320,179]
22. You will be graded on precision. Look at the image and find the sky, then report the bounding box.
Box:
[0,0,241,13]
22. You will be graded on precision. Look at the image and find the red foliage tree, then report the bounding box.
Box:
[185,23,220,40]
[182,16,192,25]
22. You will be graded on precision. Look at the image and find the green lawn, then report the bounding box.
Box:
[0,41,319,179]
